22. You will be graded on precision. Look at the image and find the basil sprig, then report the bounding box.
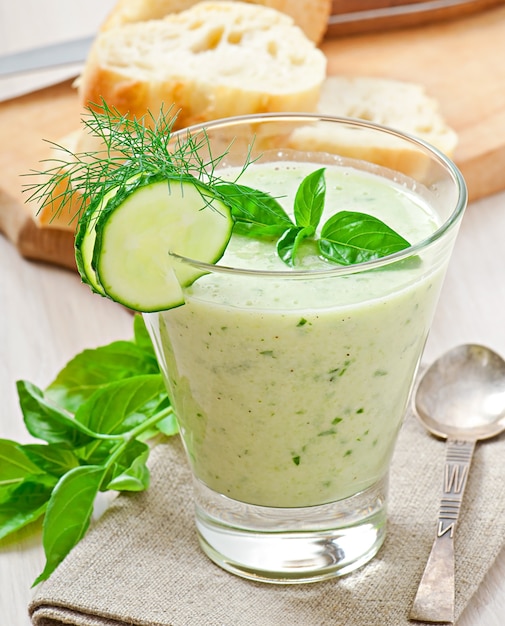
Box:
[0,315,177,585]
[219,167,411,267]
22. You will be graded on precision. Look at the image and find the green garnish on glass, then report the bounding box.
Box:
[23,102,411,312]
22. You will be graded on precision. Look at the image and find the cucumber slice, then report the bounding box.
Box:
[75,193,113,296]
[92,178,233,312]
[75,177,141,295]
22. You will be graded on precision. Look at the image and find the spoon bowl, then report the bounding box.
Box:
[414,343,505,441]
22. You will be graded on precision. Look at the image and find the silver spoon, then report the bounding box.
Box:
[409,344,505,624]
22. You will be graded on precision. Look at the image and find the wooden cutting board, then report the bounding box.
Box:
[1,3,505,270]
[323,3,505,202]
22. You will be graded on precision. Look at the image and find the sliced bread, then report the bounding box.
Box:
[287,76,458,179]
[316,76,458,157]
[78,1,327,128]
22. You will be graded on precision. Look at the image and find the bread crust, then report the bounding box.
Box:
[101,0,331,44]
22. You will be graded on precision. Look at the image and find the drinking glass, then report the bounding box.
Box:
[144,114,467,583]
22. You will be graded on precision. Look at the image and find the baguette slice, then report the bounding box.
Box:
[316,76,458,157]
[288,76,458,179]
[78,1,327,129]
[101,0,331,44]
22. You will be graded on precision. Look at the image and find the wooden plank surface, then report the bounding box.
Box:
[1,3,504,268]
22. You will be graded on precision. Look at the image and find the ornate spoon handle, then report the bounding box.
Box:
[410,438,476,624]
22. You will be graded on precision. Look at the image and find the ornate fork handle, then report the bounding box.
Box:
[410,439,476,624]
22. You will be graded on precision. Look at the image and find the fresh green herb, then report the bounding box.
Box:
[227,166,411,267]
[319,211,412,265]
[35,465,106,585]
[214,182,293,238]
[276,226,313,266]
[23,101,243,225]
[293,167,326,230]
[24,102,411,274]
[327,361,351,381]
[317,429,337,437]
[0,315,175,585]
[273,168,326,266]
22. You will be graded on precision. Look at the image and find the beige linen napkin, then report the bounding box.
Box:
[29,410,505,626]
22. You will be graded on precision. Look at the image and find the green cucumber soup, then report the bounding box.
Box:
[146,156,446,508]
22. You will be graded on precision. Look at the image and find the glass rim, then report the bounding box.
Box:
[170,112,468,277]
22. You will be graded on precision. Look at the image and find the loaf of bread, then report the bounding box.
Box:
[101,0,331,44]
[78,1,327,128]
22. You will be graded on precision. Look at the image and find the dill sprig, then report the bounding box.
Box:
[22,100,247,226]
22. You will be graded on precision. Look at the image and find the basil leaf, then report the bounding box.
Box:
[216,182,294,238]
[294,167,326,229]
[0,480,53,540]
[21,443,80,478]
[277,226,314,267]
[232,221,288,238]
[75,374,167,435]
[105,441,150,492]
[319,211,411,265]
[74,438,116,465]
[17,381,95,447]
[45,340,159,413]
[0,439,44,496]
[34,465,106,585]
